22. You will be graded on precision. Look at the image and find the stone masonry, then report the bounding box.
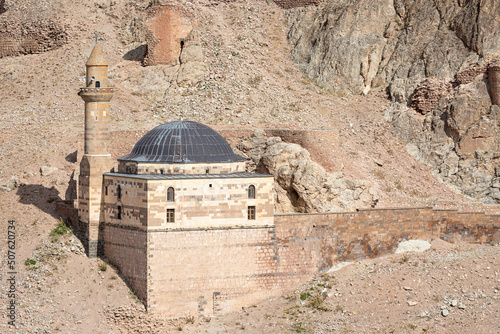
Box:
[95,206,499,317]
[143,3,193,66]
[272,0,326,9]
[0,0,67,58]
[77,43,114,258]
[488,60,500,106]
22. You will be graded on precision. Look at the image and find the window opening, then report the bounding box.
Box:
[248,185,255,199]
[248,206,256,220]
[166,209,175,223]
[167,187,175,202]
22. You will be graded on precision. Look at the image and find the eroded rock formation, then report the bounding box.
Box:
[286,0,500,205]
[236,130,376,213]
[388,70,500,204]
[286,0,499,97]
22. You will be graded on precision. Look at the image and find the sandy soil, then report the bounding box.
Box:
[0,0,498,333]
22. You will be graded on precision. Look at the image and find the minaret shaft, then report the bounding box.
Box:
[78,43,114,258]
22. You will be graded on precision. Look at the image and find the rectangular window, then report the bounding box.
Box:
[166,209,175,223]
[248,206,256,220]
[105,186,108,196]
[117,205,122,220]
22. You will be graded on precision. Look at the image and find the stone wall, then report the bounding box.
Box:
[273,0,326,9]
[102,224,148,304]
[275,208,499,268]
[94,206,500,317]
[488,61,500,106]
[103,173,275,230]
[147,226,282,317]
[0,1,67,58]
[118,161,246,175]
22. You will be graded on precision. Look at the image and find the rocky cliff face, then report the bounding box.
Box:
[236,130,376,213]
[387,73,500,204]
[286,0,499,98]
[286,0,500,205]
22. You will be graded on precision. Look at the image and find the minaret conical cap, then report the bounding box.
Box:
[86,43,108,66]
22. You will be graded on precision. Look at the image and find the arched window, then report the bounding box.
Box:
[248,185,255,199]
[167,187,175,202]
[95,81,100,88]
[117,185,122,200]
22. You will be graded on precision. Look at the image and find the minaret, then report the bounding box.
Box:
[78,42,114,258]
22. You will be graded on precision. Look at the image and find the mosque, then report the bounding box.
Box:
[76,43,277,316]
[66,42,497,318]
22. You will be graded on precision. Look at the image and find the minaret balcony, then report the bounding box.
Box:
[79,87,115,102]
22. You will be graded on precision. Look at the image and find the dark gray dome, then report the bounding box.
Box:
[118,121,246,164]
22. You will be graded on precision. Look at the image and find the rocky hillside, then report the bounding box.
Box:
[2,0,481,215]
[0,0,499,333]
[286,0,500,205]
[287,0,499,97]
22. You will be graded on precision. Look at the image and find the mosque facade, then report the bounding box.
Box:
[77,43,277,316]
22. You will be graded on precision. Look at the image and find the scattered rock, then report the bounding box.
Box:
[407,301,418,306]
[1,176,19,193]
[451,299,458,307]
[40,166,58,176]
[442,309,449,317]
[395,240,431,254]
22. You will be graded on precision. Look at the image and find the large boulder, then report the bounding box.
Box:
[236,130,376,213]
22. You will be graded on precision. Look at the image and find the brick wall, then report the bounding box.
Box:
[143,3,193,66]
[102,224,148,304]
[60,202,499,318]
[275,208,499,273]
[0,4,67,58]
[147,226,281,317]
[273,0,326,9]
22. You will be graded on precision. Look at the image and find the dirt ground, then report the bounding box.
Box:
[0,0,499,333]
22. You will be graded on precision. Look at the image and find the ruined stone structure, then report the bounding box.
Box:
[411,78,453,115]
[56,45,499,318]
[0,1,67,58]
[488,60,500,106]
[143,3,193,66]
[273,0,326,9]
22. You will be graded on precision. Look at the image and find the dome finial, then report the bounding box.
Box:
[86,34,108,66]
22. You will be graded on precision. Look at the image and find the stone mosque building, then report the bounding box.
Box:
[76,43,276,316]
[63,43,499,318]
